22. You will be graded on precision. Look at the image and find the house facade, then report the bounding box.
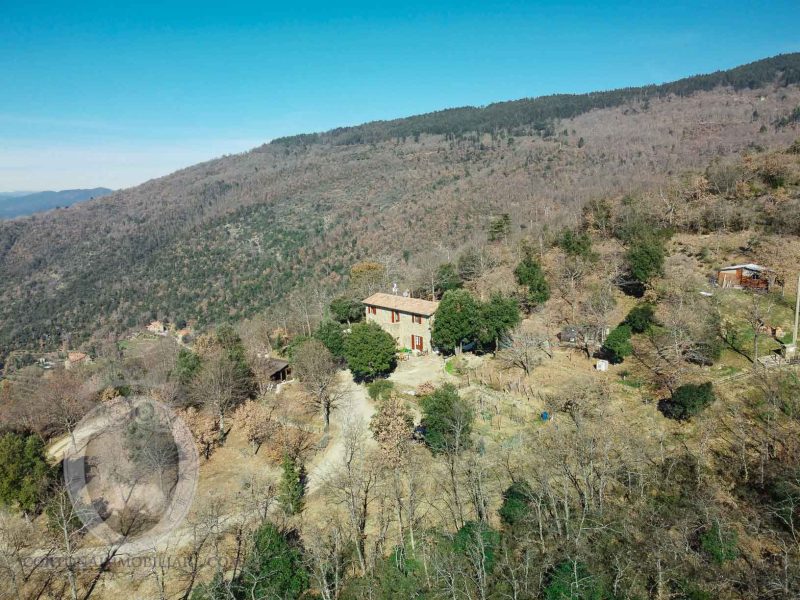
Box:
[362,292,439,352]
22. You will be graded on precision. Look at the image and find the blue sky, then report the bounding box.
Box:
[1,1,798,190]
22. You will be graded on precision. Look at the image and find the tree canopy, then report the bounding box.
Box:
[344,322,397,380]
[431,290,481,353]
[419,383,473,455]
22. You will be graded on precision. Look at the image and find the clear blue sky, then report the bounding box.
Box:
[1,0,798,190]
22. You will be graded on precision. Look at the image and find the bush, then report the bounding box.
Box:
[419,384,473,454]
[514,255,550,307]
[624,303,656,334]
[625,234,666,285]
[557,228,594,259]
[366,379,394,401]
[544,561,610,600]
[499,480,533,527]
[344,322,397,381]
[0,433,54,513]
[700,521,739,564]
[236,523,309,599]
[602,325,633,364]
[453,521,500,570]
[661,382,715,420]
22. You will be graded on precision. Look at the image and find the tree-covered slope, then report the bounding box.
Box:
[1,54,800,363]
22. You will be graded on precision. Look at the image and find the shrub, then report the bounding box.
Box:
[626,235,665,285]
[0,433,54,513]
[514,255,550,307]
[499,480,533,527]
[236,523,309,599]
[344,322,397,381]
[453,521,500,570]
[366,379,394,401]
[557,228,594,259]
[419,384,473,455]
[602,325,633,364]
[700,521,739,564]
[624,303,656,334]
[544,561,609,600]
[661,382,715,420]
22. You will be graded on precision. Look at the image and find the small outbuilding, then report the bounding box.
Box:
[262,358,291,382]
[716,264,778,292]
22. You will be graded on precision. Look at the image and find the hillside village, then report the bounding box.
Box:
[0,139,799,599]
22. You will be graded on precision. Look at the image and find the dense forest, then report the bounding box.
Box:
[272,53,800,146]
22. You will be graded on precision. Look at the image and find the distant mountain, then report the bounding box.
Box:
[0,188,113,219]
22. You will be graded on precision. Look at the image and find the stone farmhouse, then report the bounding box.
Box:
[362,292,439,352]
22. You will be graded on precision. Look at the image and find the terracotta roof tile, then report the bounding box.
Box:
[362,293,439,316]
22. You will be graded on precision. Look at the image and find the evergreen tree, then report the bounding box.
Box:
[419,383,473,455]
[344,322,397,380]
[236,523,310,599]
[431,289,481,352]
[602,324,633,364]
[329,296,364,324]
[514,254,550,308]
[278,454,305,515]
[624,303,657,334]
[478,294,520,350]
[314,320,346,358]
[0,433,53,513]
[435,262,463,294]
[488,213,512,241]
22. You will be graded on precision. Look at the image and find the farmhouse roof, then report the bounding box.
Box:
[363,293,439,316]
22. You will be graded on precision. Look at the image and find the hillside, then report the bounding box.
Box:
[0,187,113,219]
[1,54,800,364]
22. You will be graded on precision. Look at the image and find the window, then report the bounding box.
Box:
[412,314,423,325]
[368,306,377,315]
[391,310,400,323]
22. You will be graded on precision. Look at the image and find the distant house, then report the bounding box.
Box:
[147,320,167,335]
[716,264,777,291]
[363,292,439,352]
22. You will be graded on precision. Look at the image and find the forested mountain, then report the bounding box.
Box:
[1,54,800,363]
[0,187,113,219]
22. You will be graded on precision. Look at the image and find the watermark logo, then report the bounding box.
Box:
[63,396,199,552]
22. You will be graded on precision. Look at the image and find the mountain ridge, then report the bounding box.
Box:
[0,188,113,219]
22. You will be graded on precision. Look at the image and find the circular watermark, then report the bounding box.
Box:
[63,395,199,552]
